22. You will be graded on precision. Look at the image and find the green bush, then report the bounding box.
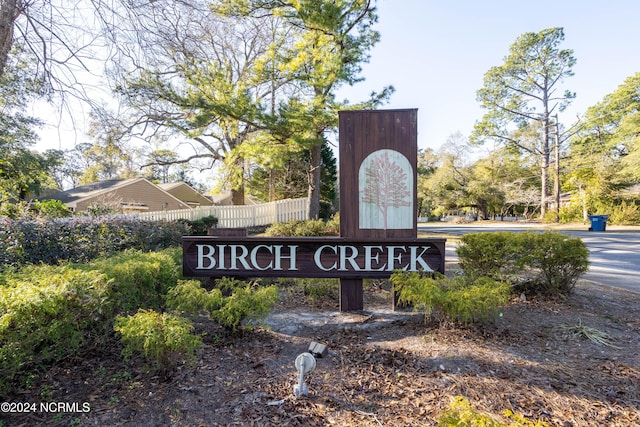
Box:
[85,249,182,312]
[541,210,560,224]
[0,200,72,220]
[455,232,525,283]
[0,248,185,395]
[265,214,339,236]
[558,203,585,223]
[607,201,640,225]
[181,215,219,235]
[114,309,202,375]
[165,280,224,315]
[437,396,548,427]
[456,231,589,297]
[523,232,589,295]
[391,272,510,325]
[0,266,113,394]
[166,278,278,332]
[32,200,73,218]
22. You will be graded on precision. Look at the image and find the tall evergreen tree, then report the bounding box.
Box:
[216,0,390,218]
[472,27,576,218]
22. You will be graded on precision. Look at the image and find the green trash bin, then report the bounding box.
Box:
[588,215,609,232]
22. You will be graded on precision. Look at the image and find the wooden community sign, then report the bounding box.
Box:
[183,237,445,279]
[182,109,446,311]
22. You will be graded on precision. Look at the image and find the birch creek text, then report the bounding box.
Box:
[182,237,445,279]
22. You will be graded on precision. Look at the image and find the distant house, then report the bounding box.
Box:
[157,182,213,208]
[44,178,193,214]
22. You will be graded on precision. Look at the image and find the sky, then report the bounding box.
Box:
[35,0,640,160]
[336,0,640,153]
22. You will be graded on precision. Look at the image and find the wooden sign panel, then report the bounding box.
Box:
[339,109,418,239]
[338,109,420,310]
[183,236,445,279]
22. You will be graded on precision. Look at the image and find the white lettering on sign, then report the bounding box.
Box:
[273,245,298,270]
[314,245,338,271]
[387,246,405,271]
[195,243,434,273]
[195,244,299,271]
[364,245,386,271]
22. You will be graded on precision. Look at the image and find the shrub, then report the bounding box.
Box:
[541,210,560,224]
[558,203,584,224]
[265,214,339,236]
[0,266,113,394]
[391,272,510,325]
[0,248,185,396]
[182,215,219,235]
[456,231,589,297]
[85,249,182,312]
[165,280,224,315]
[32,200,73,218]
[114,309,202,376]
[607,201,640,225]
[437,396,548,427]
[166,278,278,332]
[523,232,589,295]
[455,232,524,282]
[212,284,278,331]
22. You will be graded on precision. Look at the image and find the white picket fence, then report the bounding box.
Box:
[133,197,309,228]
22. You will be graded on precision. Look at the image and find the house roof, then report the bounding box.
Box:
[44,178,191,210]
[157,182,213,206]
[49,178,139,204]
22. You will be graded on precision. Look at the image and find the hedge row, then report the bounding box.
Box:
[0,216,189,269]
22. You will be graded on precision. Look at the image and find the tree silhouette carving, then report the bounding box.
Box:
[361,151,411,229]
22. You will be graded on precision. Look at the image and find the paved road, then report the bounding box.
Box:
[419,222,640,294]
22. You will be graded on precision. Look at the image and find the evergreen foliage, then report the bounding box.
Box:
[166,278,278,332]
[437,396,548,427]
[456,231,589,296]
[0,248,279,395]
[264,214,339,236]
[114,309,202,375]
[0,266,114,395]
[391,272,510,325]
[0,216,187,269]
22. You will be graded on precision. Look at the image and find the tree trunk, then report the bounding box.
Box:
[231,155,245,205]
[0,0,17,77]
[540,115,551,218]
[540,159,549,218]
[553,117,560,222]
[307,143,321,219]
[231,187,244,205]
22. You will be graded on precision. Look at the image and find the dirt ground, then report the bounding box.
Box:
[3,270,639,427]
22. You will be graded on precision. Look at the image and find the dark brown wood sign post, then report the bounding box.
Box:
[338,109,432,311]
[182,109,445,312]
